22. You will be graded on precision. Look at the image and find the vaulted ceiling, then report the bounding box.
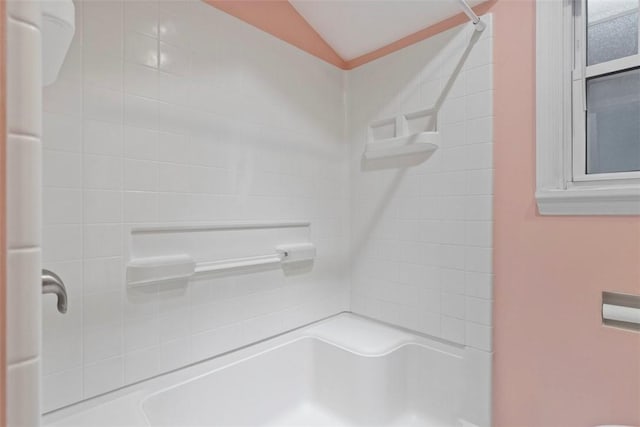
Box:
[206,0,491,69]
[290,0,484,61]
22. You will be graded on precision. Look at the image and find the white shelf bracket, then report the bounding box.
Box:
[364,111,439,161]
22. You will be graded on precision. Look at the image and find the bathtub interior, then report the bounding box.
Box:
[142,336,463,426]
[42,314,487,427]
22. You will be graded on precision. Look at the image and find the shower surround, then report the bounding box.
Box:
[41,0,493,424]
[42,0,349,410]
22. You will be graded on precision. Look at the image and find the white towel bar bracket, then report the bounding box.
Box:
[126,243,316,288]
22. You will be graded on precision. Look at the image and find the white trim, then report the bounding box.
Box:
[588,7,638,26]
[585,54,640,78]
[536,187,640,215]
[130,221,311,234]
[536,0,573,192]
[535,0,640,215]
[573,170,640,182]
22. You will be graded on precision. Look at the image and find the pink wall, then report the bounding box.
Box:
[210,1,640,423]
[491,1,640,426]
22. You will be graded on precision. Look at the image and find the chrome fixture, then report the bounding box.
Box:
[456,0,486,32]
[602,291,640,332]
[42,269,68,314]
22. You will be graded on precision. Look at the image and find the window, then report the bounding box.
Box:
[585,69,640,175]
[536,0,640,215]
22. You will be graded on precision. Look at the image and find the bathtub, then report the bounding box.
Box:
[44,314,487,427]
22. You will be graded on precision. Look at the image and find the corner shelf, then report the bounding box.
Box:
[363,131,439,159]
[364,110,439,160]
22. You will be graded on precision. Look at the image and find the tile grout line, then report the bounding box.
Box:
[78,0,85,401]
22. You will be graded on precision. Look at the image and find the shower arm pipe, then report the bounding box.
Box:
[456,0,486,32]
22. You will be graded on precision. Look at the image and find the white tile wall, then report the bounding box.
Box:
[347,17,494,351]
[41,0,349,412]
[347,21,494,426]
[38,0,495,416]
[6,0,43,425]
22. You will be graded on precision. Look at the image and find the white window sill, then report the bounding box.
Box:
[536,185,640,215]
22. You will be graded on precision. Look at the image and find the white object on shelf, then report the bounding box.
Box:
[602,292,640,330]
[127,243,316,287]
[602,304,640,326]
[364,111,439,160]
[41,0,76,86]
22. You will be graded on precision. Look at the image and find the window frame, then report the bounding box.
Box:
[536,0,640,215]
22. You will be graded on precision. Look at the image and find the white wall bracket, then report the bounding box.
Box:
[456,0,486,32]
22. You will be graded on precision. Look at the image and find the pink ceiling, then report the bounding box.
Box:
[205,0,496,70]
[204,1,347,69]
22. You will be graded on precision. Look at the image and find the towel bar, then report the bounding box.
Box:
[127,243,316,287]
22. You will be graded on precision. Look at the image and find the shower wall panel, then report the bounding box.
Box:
[41,0,349,411]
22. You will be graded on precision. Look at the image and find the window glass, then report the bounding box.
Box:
[586,67,640,174]
[587,0,639,65]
